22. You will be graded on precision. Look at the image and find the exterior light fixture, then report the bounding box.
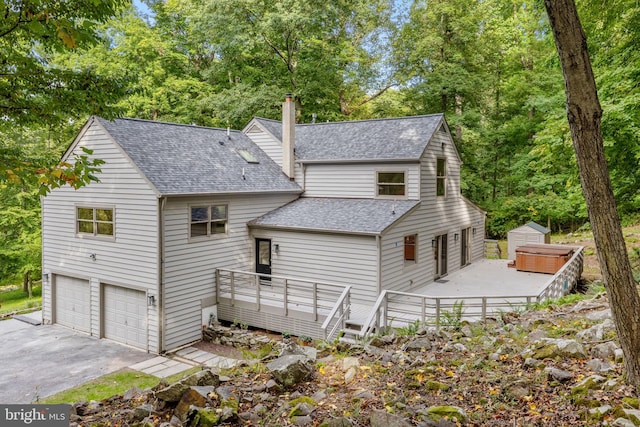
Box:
[454,233,459,241]
[148,295,156,306]
[431,239,436,248]
[274,244,280,253]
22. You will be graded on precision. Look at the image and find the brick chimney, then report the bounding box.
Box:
[282,93,295,180]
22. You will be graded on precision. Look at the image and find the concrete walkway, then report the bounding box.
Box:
[128,347,241,378]
[173,347,241,369]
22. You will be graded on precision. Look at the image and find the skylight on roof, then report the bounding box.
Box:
[237,149,259,163]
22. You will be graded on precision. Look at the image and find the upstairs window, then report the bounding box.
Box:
[190,205,228,238]
[77,207,114,237]
[436,158,447,197]
[377,172,406,197]
[404,234,417,263]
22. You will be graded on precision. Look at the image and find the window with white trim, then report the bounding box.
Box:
[404,234,417,263]
[190,205,228,238]
[377,172,406,197]
[77,207,114,237]
[436,158,447,197]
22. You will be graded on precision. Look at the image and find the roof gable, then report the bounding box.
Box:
[247,117,282,141]
[95,117,301,196]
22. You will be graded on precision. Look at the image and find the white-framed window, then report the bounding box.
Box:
[377,171,406,197]
[436,158,447,197]
[404,234,417,264]
[76,206,114,237]
[190,205,228,238]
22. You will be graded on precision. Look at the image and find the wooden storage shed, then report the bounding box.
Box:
[507,222,551,260]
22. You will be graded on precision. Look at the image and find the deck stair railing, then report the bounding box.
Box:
[360,246,584,339]
[321,286,351,341]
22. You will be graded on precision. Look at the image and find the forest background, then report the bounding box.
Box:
[1,0,639,286]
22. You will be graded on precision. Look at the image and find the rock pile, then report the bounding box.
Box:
[68,291,640,426]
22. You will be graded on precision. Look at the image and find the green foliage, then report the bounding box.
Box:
[40,368,159,404]
[394,319,422,337]
[0,284,42,315]
[5,0,640,283]
[439,301,464,330]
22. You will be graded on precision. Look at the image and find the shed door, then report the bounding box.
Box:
[103,285,147,349]
[255,238,272,281]
[55,275,91,333]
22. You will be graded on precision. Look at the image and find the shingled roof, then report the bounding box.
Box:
[249,198,421,235]
[253,114,444,162]
[95,117,302,196]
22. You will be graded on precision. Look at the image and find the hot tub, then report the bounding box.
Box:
[515,244,574,274]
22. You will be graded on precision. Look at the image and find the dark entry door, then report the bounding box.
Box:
[434,234,448,279]
[461,228,470,267]
[255,238,272,281]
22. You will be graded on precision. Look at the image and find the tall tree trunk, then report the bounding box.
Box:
[545,0,640,386]
[23,271,29,293]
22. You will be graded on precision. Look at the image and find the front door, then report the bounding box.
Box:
[434,234,448,279]
[255,238,272,281]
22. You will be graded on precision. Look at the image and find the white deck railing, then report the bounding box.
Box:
[215,246,583,342]
[360,246,584,339]
[216,269,350,340]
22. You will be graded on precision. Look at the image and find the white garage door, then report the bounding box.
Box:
[55,275,91,333]
[103,285,147,349]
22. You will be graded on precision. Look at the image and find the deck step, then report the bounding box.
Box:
[341,327,363,338]
[345,321,363,330]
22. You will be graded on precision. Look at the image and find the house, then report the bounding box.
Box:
[41,96,486,353]
[507,221,551,260]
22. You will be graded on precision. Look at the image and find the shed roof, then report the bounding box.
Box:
[248,198,420,235]
[510,221,551,235]
[94,117,301,196]
[253,114,445,162]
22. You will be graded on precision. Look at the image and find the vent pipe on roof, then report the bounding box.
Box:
[282,94,295,180]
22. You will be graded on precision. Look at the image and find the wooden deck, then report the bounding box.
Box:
[216,246,584,340]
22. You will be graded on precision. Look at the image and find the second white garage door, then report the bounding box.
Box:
[103,285,147,349]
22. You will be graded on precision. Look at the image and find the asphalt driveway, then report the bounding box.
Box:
[0,312,154,403]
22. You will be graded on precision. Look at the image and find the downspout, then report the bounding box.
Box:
[301,163,307,192]
[158,196,166,353]
[376,235,382,296]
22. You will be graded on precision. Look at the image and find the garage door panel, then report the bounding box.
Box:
[55,275,90,333]
[104,285,147,349]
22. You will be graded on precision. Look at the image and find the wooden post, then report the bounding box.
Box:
[283,279,288,316]
[313,282,318,321]
[230,271,235,307]
[256,275,261,312]
[435,299,441,330]
[215,269,220,304]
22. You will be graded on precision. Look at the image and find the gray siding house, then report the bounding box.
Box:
[42,97,485,353]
